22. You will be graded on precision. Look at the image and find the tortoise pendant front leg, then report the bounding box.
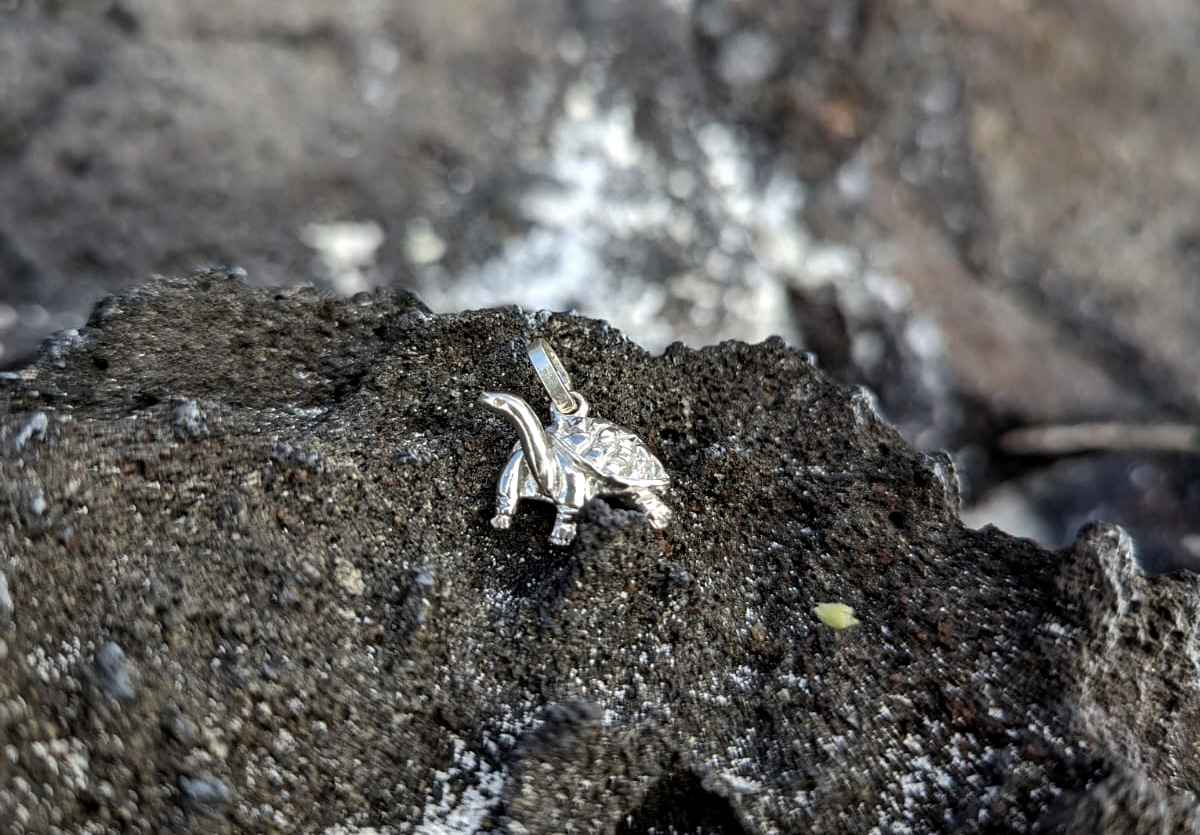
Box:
[492,452,524,530]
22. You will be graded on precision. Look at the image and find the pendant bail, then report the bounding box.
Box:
[528,339,579,414]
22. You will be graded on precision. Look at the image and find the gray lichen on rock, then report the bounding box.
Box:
[0,271,1197,833]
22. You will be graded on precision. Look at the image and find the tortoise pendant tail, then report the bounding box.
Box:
[479,340,671,546]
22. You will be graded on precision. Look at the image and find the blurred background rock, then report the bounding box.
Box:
[1,0,1197,570]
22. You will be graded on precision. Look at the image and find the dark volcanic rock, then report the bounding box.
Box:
[0,273,1198,833]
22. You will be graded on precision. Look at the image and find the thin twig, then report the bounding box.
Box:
[999,422,1200,456]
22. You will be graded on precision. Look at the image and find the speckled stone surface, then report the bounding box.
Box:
[0,273,1197,833]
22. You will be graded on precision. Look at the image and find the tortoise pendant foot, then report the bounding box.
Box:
[638,493,672,529]
[481,340,671,547]
[549,511,578,547]
[491,512,514,530]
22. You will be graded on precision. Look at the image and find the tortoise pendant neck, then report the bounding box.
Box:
[500,395,558,497]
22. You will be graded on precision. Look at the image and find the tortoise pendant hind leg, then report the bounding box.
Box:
[549,507,579,546]
[632,489,671,529]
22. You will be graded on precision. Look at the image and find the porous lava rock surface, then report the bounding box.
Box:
[0,273,1197,833]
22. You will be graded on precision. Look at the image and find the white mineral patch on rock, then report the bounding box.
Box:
[415,735,507,835]
[334,558,365,596]
[302,220,385,296]
[404,219,447,266]
[411,69,824,353]
[11,412,48,452]
[0,570,11,624]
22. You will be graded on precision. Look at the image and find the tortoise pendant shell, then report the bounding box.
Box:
[547,414,670,489]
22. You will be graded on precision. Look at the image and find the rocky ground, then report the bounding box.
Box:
[1,1,1198,571]
[0,274,1197,832]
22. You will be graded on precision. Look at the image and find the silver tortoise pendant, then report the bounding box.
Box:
[480,339,671,546]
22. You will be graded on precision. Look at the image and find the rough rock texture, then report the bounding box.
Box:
[1,274,1197,833]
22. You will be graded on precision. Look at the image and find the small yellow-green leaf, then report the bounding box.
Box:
[813,602,860,630]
